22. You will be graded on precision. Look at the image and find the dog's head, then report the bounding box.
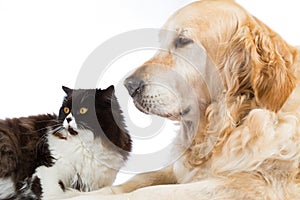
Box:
[125,0,297,121]
[124,31,214,121]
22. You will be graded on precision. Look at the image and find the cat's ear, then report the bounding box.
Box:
[104,85,115,95]
[62,86,73,95]
[100,85,115,99]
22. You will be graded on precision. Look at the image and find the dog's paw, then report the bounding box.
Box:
[45,188,81,200]
[89,186,115,195]
[64,188,82,197]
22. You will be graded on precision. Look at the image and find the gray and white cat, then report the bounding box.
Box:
[0,86,132,200]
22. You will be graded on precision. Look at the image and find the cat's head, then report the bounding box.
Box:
[58,85,115,135]
[57,85,131,152]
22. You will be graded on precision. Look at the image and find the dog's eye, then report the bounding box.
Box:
[174,36,194,48]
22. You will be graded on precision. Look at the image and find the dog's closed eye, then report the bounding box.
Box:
[174,36,194,48]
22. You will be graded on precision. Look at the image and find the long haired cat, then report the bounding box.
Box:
[0,85,132,200]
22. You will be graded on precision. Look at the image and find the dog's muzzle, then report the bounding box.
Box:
[124,76,144,97]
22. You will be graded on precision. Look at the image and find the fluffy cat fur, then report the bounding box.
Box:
[0,85,131,200]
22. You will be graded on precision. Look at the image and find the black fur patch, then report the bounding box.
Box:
[36,137,55,168]
[0,114,57,194]
[58,180,66,192]
[17,177,40,200]
[31,177,42,199]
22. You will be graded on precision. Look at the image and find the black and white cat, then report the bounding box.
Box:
[0,86,132,200]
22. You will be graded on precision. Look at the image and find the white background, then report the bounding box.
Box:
[0,0,300,184]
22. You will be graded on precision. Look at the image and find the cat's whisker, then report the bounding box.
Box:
[18,124,60,137]
[35,125,63,151]
[36,119,60,123]
[35,134,49,157]
[49,126,63,134]
[31,123,61,134]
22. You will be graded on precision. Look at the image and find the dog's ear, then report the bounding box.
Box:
[222,17,297,112]
[249,18,296,112]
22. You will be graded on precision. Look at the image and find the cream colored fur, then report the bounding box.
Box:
[64,0,300,199]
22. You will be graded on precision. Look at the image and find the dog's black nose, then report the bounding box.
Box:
[124,76,144,97]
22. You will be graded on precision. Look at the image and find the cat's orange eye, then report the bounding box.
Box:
[80,107,88,114]
[63,107,70,114]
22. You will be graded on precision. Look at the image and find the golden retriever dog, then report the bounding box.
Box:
[66,0,300,199]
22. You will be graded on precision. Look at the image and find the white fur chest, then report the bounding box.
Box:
[34,130,125,199]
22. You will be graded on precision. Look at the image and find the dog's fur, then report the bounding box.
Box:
[66,0,300,199]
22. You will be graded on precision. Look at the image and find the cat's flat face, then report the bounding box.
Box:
[55,85,131,153]
[58,86,115,139]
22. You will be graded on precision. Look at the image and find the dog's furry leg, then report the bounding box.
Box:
[77,165,177,196]
[62,179,244,200]
[112,165,177,193]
